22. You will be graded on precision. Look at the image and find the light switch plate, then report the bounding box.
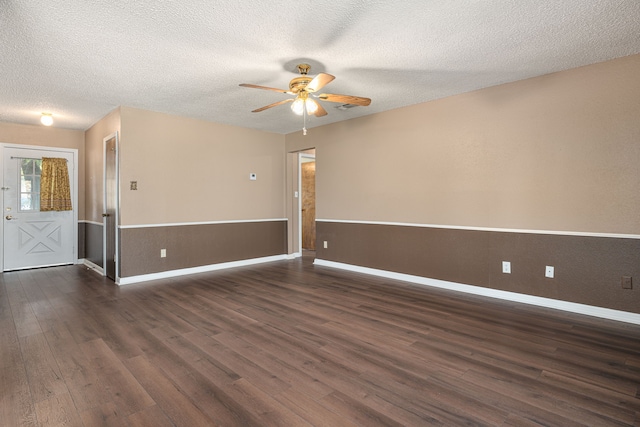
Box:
[249,173,257,180]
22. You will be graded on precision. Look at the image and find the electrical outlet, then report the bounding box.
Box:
[545,266,554,278]
[622,276,632,289]
[323,241,328,249]
[130,181,137,190]
[160,249,166,258]
[502,261,511,274]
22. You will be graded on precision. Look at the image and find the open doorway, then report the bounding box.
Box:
[286,148,316,258]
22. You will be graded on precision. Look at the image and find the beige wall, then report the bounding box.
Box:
[0,122,86,219]
[119,107,285,226]
[286,54,640,235]
[84,108,121,223]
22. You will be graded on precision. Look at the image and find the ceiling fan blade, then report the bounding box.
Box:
[305,73,335,93]
[251,98,294,113]
[313,101,327,117]
[240,83,293,94]
[317,93,371,106]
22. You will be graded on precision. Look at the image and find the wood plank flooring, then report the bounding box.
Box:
[1,253,639,426]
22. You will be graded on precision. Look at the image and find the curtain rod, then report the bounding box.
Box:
[10,156,68,162]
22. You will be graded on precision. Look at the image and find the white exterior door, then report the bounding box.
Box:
[2,146,76,271]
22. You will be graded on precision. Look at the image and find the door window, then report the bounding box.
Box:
[19,158,42,212]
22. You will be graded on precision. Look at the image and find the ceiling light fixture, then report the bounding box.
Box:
[290,92,319,136]
[305,98,318,115]
[291,97,305,115]
[40,113,53,126]
[290,92,318,116]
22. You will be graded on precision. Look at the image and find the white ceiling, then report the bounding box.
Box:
[2,1,639,134]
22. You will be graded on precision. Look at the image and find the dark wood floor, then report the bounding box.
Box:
[1,253,639,426]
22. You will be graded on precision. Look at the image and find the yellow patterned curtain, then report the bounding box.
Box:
[40,157,72,211]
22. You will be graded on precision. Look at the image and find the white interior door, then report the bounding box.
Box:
[2,146,76,271]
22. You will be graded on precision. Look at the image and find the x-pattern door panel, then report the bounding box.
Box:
[18,221,62,252]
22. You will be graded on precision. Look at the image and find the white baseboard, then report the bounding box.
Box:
[118,254,288,286]
[82,259,104,275]
[313,259,640,326]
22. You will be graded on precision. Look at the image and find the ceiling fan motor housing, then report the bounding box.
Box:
[289,76,312,93]
[288,63,314,93]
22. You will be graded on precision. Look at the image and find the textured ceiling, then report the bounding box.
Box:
[1,0,639,134]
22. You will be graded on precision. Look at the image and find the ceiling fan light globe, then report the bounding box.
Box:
[291,98,304,115]
[305,99,318,114]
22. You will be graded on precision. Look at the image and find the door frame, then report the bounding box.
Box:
[299,152,316,252]
[102,132,119,282]
[0,143,79,272]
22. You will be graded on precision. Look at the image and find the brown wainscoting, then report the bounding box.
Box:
[84,222,104,267]
[120,220,287,277]
[316,221,640,314]
[77,221,86,259]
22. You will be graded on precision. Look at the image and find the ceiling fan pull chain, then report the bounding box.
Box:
[303,105,308,135]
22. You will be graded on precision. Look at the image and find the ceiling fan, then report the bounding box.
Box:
[239,63,371,118]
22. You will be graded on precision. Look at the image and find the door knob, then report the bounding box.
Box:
[6,215,15,220]
[102,213,110,217]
